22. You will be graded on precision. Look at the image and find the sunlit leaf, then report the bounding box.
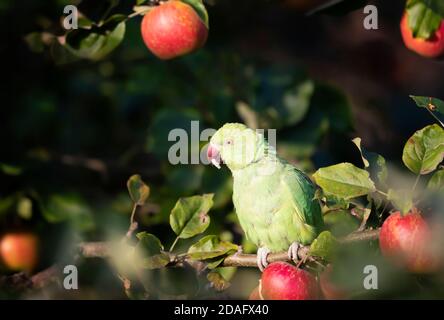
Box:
[309,231,337,261]
[402,124,444,175]
[170,194,213,239]
[64,15,126,60]
[127,174,150,205]
[387,189,413,215]
[313,163,376,200]
[188,235,238,260]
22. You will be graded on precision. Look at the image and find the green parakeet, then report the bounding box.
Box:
[207,123,324,270]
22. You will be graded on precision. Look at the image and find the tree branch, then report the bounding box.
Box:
[0,228,380,291]
[78,228,381,267]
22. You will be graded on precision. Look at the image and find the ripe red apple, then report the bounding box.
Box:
[319,265,348,300]
[141,1,208,60]
[379,210,439,273]
[400,12,444,58]
[261,262,319,300]
[0,233,38,272]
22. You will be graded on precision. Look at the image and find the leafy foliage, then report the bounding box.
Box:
[406,0,444,39]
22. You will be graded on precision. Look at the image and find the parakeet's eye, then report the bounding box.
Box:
[225,139,233,145]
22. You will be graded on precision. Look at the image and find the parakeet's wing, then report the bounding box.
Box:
[281,164,324,236]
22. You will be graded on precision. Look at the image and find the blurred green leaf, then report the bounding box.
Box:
[181,0,209,28]
[352,137,388,186]
[170,194,213,239]
[402,124,444,175]
[0,163,23,176]
[313,163,376,200]
[0,196,15,217]
[64,15,126,60]
[387,189,413,215]
[427,169,444,192]
[127,174,150,205]
[406,0,443,39]
[309,231,337,261]
[188,235,238,260]
[324,210,360,237]
[410,95,444,116]
[147,109,201,159]
[282,80,314,126]
[41,194,95,231]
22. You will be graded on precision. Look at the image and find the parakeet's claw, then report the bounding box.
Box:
[257,247,271,272]
[287,242,302,263]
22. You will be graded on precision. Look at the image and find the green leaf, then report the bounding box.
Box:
[402,124,444,175]
[313,163,376,200]
[428,169,444,192]
[207,271,231,291]
[309,231,337,261]
[127,174,150,205]
[0,163,23,176]
[136,232,164,255]
[136,232,170,269]
[170,194,213,239]
[387,189,413,215]
[41,194,95,231]
[188,235,238,260]
[324,210,360,237]
[406,0,443,39]
[352,137,388,186]
[282,80,314,126]
[181,0,209,28]
[64,15,126,60]
[410,95,444,116]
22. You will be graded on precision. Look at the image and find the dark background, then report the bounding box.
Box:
[1,0,443,299]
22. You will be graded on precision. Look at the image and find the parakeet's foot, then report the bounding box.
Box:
[257,247,271,272]
[287,242,302,263]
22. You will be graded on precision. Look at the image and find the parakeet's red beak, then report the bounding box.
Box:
[207,143,221,169]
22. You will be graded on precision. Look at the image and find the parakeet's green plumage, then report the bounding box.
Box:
[209,123,323,252]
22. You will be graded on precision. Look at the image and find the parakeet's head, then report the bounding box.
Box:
[207,123,266,171]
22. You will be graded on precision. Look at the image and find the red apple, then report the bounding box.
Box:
[0,232,38,272]
[400,12,444,58]
[379,210,439,273]
[141,1,208,60]
[261,262,319,300]
[319,265,348,300]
